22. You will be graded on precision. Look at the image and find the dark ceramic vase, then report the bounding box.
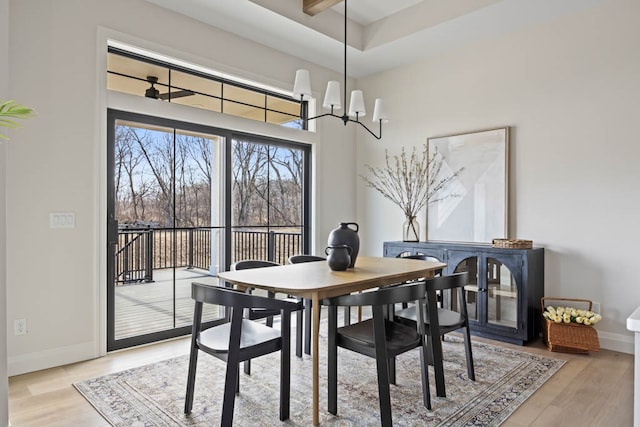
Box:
[327,222,359,268]
[325,245,352,271]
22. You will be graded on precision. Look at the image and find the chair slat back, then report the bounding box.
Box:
[322,280,427,307]
[191,283,301,312]
[288,255,325,264]
[425,273,468,292]
[396,254,430,260]
[232,260,280,270]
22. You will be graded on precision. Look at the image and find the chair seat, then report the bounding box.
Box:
[337,318,421,354]
[396,305,465,332]
[198,319,281,354]
[232,260,304,369]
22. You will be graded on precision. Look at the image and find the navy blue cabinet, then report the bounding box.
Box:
[384,241,544,345]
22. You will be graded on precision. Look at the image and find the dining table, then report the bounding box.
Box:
[217,255,446,426]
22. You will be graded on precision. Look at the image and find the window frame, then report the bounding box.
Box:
[107,46,305,128]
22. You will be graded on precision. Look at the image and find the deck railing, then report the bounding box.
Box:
[232,230,301,265]
[115,228,301,284]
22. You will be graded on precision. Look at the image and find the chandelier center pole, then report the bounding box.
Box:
[342,0,348,125]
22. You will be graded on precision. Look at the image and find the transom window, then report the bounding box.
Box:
[107,45,304,128]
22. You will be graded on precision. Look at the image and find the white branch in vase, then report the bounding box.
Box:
[360,143,463,221]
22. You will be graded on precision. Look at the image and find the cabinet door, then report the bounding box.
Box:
[485,253,523,332]
[446,250,483,324]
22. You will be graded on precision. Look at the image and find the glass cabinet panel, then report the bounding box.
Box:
[487,257,518,328]
[453,257,478,321]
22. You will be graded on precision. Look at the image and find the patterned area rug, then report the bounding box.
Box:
[75,335,564,426]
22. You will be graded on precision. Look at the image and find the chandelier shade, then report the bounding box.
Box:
[348,90,365,117]
[322,80,342,110]
[292,69,312,101]
[372,98,388,123]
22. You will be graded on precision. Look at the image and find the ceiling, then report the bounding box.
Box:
[144,0,606,78]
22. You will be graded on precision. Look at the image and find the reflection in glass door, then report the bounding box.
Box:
[107,111,225,350]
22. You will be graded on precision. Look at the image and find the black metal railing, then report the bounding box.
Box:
[232,230,301,265]
[115,228,301,284]
[115,230,153,283]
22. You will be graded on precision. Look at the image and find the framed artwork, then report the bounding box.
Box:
[426,127,509,243]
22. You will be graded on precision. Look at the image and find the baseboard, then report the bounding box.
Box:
[599,330,634,354]
[8,341,98,376]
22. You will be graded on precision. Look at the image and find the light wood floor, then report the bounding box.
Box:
[8,335,634,427]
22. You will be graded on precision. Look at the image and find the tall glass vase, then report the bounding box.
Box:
[402,216,420,242]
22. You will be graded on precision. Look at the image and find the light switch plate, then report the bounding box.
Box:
[50,212,76,229]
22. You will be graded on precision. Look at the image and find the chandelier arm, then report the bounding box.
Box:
[306,113,382,139]
[306,112,342,122]
[347,117,382,140]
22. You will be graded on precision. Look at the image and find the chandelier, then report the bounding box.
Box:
[292,0,388,139]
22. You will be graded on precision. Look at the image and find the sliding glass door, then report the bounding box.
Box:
[107,110,310,351]
[107,111,225,350]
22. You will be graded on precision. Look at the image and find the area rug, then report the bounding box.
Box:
[74,335,564,427]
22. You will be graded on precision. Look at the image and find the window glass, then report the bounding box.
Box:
[107,49,301,127]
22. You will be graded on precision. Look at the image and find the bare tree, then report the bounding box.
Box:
[175,135,212,227]
[268,147,303,225]
[115,128,305,231]
[115,126,153,222]
[231,141,269,226]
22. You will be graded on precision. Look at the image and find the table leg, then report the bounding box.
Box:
[312,292,320,426]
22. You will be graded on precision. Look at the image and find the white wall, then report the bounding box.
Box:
[356,0,640,353]
[1,0,9,422]
[7,0,637,383]
[6,0,357,375]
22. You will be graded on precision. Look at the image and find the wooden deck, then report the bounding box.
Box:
[114,267,222,339]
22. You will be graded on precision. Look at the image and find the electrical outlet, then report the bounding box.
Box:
[14,318,27,335]
[592,301,601,315]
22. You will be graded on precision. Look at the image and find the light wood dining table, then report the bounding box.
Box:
[217,256,446,426]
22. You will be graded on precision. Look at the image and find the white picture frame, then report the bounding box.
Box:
[426,127,509,243]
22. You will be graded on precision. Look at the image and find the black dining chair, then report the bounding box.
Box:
[386,253,443,385]
[322,280,431,427]
[288,254,355,355]
[287,254,326,355]
[232,260,304,374]
[395,272,475,397]
[395,253,443,308]
[184,283,302,426]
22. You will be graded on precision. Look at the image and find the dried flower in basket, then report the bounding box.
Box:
[543,306,602,325]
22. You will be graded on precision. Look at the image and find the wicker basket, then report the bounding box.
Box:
[541,297,600,354]
[491,238,533,249]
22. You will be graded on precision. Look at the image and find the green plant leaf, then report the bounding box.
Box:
[0,100,35,140]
